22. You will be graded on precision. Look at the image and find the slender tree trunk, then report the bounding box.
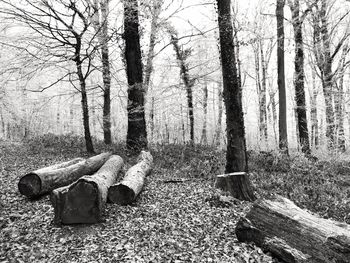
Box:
[215,84,223,147]
[320,0,335,149]
[92,0,112,144]
[335,46,347,152]
[291,0,310,154]
[169,31,195,144]
[310,73,319,149]
[201,82,208,145]
[216,0,255,201]
[124,0,148,152]
[76,60,94,153]
[260,40,268,142]
[276,0,288,154]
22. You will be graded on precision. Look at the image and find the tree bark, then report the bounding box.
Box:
[236,195,350,263]
[215,172,255,200]
[124,0,148,153]
[200,81,208,145]
[214,85,223,147]
[51,155,123,224]
[291,0,310,154]
[169,29,195,144]
[18,152,112,198]
[276,0,288,154]
[108,151,153,205]
[216,0,255,201]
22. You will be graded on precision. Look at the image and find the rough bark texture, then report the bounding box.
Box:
[214,86,223,147]
[51,155,123,224]
[216,0,255,201]
[18,153,112,198]
[276,0,288,154]
[236,195,350,263]
[215,172,255,200]
[124,0,148,152]
[291,0,310,154]
[108,151,153,205]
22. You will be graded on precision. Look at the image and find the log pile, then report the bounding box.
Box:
[18,150,154,224]
[235,195,350,263]
[51,155,124,224]
[18,153,112,198]
[108,151,153,205]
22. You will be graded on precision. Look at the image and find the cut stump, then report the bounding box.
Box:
[215,172,255,201]
[108,151,153,205]
[235,195,350,263]
[51,155,124,224]
[18,153,112,198]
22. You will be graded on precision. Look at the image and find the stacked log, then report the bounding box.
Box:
[108,151,153,205]
[18,152,112,198]
[51,155,124,224]
[235,195,350,263]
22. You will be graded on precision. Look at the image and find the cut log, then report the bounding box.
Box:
[235,195,350,263]
[215,172,256,201]
[18,152,112,198]
[108,151,153,205]
[51,155,124,224]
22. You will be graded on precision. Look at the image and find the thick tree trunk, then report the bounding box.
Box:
[291,0,310,154]
[276,0,288,154]
[215,172,255,200]
[18,153,112,198]
[124,0,148,152]
[236,195,350,263]
[108,151,153,205]
[51,155,123,224]
[216,0,255,201]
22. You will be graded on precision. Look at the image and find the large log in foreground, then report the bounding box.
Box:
[108,151,153,205]
[18,152,112,198]
[51,155,124,224]
[215,172,255,201]
[235,195,350,263]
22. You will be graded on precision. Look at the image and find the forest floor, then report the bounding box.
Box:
[0,134,349,262]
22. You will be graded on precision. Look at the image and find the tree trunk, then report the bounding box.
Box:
[200,81,208,145]
[291,0,310,154]
[310,70,319,149]
[51,155,123,224]
[276,0,288,154]
[169,29,195,144]
[260,40,268,142]
[215,172,255,200]
[18,152,112,198]
[214,85,223,147]
[108,151,153,205]
[236,195,350,263]
[216,0,255,201]
[124,0,148,153]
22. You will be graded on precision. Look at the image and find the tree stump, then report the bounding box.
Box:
[215,172,255,201]
[18,152,112,198]
[108,151,153,205]
[51,155,124,224]
[235,195,350,263]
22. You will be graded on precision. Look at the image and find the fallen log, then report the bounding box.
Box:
[215,172,255,201]
[235,195,350,263]
[51,155,124,224]
[18,152,112,198]
[108,151,153,205]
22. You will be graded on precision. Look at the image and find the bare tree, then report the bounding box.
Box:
[216,0,255,201]
[0,0,102,152]
[276,0,288,154]
[124,0,148,152]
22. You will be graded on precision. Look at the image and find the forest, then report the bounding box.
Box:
[0,0,350,262]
